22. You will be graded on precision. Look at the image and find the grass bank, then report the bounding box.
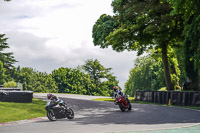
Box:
[92,97,200,110]
[0,98,46,123]
[92,97,135,102]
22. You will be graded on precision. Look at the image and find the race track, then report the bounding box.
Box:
[0,93,200,133]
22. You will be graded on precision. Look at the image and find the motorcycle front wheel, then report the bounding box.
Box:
[119,103,125,112]
[127,99,132,111]
[128,102,132,111]
[66,108,74,119]
[47,110,57,121]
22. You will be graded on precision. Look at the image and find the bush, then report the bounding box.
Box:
[158,87,167,91]
[3,81,17,88]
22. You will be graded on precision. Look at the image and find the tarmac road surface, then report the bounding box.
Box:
[0,93,200,133]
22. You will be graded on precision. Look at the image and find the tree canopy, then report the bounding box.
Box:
[82,59,112,87]
[0,34,17,70]
[168,0,200,90]
[92,0,184,90]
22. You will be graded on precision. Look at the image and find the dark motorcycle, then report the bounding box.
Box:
[45,100,74,121]
[115,95,132,112]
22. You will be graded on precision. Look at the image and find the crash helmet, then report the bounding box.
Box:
[47,93,53,99]
[113,86,118,92]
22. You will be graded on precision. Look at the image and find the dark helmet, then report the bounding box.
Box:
[47,93,53,99]
[113,86,118,92]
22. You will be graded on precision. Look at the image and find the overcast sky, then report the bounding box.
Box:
[0,0,137,89]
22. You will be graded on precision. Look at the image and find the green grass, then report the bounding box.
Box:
[92,97,200,111]
[93,98,115,102]
[92,97,135,102]
[0,98,46,123]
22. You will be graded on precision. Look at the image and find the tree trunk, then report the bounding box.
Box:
[161,42,174,90]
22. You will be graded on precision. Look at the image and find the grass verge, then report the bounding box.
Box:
[92,97,135,102]
[92,98,200,110]
[0,98,46,123]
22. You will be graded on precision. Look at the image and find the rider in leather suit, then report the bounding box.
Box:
[113,86,125,104]
[47,93,66,107]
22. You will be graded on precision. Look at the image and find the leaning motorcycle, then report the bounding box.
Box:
[45,100,74,121]
[115,96,132,112]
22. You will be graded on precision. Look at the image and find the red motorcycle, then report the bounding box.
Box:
[115,96,132,112]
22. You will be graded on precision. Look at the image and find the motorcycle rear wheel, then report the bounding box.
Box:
[47,110,57,121]
[66,108,74,119]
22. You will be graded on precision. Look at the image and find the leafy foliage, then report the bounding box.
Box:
[92,14,119,49]
[0,34,17,70]
[3,81,17,88]
[82,59,118,96]
[92,0,184,90]
[125,52,166,96]
[51,67,92,94]
[14,67,58,93]
[168,0,200,90]
[0,34,17,82]
[82,59,111,86]
[0,61,5,84]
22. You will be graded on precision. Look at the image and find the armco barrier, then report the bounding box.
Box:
[171,91,179,105]
[192,92,200,106]
[154,91,160,103]
[0,91,33,103]
[135,91,143,101]
[162,91,167,104]
[135,91,200,107]
[143,91,153,102]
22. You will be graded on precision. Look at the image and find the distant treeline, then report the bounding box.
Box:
[0,34,119,96]
[1,60,119,96]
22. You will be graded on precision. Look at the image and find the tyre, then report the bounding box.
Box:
[119,103,125,112]
[66,108,74,119]
[128,102,132,111]
[47,110,57,121]
[126,99,132,111]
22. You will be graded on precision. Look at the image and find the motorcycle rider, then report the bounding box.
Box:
[47,93,66,107]
[113,86,126,104]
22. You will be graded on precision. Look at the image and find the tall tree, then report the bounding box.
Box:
[0,34,17,82]
[0,61,5,84]
[0,34,17,70]
[92,0,183,90]
[168,0,200,90]
[51,67,94,94]
[14,67,58,92]
[82,59,112,88]
[125,52,166,96]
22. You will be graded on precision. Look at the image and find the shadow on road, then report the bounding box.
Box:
[37,97,200,125]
